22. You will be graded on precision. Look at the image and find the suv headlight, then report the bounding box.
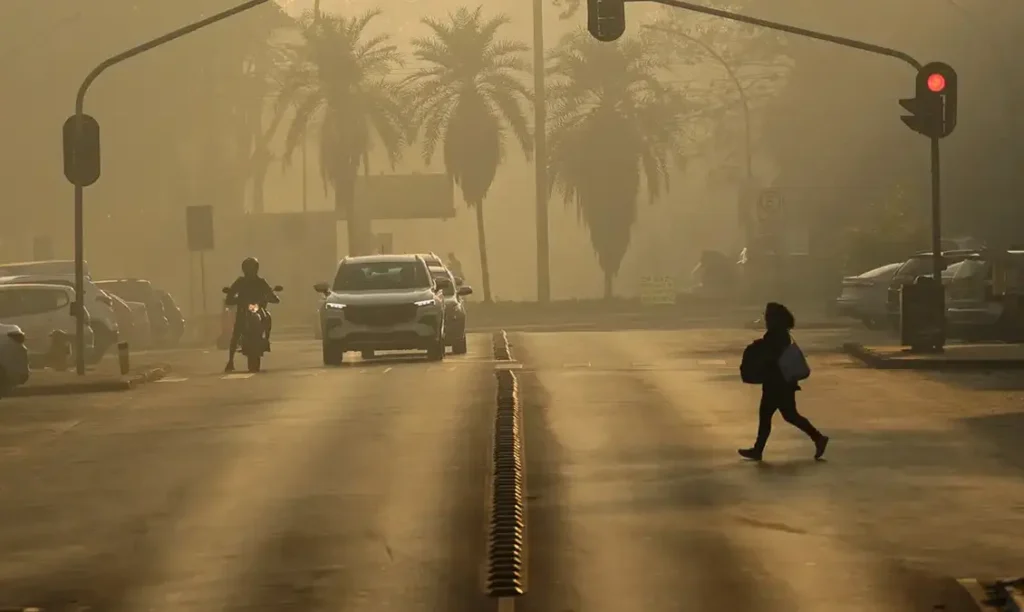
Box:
[414,299,434,307]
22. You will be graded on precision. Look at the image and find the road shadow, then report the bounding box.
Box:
[959,410,1024,473]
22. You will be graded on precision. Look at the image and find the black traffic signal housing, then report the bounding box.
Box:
[587,0,626,42]
[62,113,101,187]
[899,61,957,139]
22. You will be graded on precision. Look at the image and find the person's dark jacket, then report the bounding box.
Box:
[760,328,799,393]
[226,276,276,309]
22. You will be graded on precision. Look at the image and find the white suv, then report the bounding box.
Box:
[315,254,447,365]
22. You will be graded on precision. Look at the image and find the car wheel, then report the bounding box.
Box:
[322,341,343,366]
[451,335,468,355]
[361,349,375,359]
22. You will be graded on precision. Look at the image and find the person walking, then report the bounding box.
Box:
[738,302,829,461]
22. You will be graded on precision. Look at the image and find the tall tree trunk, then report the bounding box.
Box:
[603,271,613,299]
[473,202,493,302]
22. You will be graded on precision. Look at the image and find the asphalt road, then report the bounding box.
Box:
[1,329,1023,610]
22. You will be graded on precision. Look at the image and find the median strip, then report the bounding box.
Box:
[487,330,526,599]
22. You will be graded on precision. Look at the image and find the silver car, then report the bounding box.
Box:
[315,254,447,364]
[428,265,473,354]
[835,263,901,329]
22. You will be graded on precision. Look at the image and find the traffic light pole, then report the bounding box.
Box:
[69,0,270,374]
[636,0,922,70]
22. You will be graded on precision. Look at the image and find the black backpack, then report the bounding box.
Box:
[740,338,770,384]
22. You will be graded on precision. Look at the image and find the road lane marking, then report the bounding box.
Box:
[221,373,254,380]
[562,362,591,368]
[157,376,189,383]
[696,359,728,366]
[494,362,522,370]
[383,367,392,373]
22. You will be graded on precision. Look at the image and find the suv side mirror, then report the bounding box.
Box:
[221,287,231,294]
[313,282,329,294]
[435,278,452,292]
[457,285,473,296]
[273,285,283,292]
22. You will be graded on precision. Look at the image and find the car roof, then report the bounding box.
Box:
[341,254,424,265]
[94,278,152,285]
[0,282,75,293]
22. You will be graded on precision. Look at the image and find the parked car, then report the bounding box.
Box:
[428,265,472,353]
[155,289,185,345]
[0,275,114,362]
[125,301,153,349]
[108,293,136,346]
[946,250,1024,341]
[0,323,29,396]
[885,250,976,329]
[0,283,95,360]
[835,262,901,329]
[94,279,170,346]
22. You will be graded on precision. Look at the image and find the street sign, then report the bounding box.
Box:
[185,205,214,251]
[757,189,782,223]
[62,114,101,187]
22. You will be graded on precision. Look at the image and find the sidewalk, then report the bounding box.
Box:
[843,341,1024,370]
[9,360,169,397]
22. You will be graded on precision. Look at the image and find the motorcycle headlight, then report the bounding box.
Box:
[325,303,346,310]
[414,299,434,307]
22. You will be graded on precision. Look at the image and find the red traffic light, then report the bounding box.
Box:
[926,73,946,92]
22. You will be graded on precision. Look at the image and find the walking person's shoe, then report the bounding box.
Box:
[738,448,763,461]
[814,436,829,460]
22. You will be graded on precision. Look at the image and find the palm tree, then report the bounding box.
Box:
[546,30,690,298]
[276,10,409,254]
[405,7,534,303]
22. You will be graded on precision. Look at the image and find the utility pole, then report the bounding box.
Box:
[533,0,551,302]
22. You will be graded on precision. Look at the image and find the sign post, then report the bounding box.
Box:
[185,205,215,318]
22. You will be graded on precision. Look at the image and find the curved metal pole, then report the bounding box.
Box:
[644,24,753,183]
[71,0,270,374]
[635,0,922,70]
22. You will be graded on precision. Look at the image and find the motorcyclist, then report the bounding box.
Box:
[224,257,278,372]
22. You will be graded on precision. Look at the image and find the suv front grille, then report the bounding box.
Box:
[344,304,417,326]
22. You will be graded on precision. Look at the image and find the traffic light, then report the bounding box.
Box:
[62,113,101,187]
[899,62,957,139]
[587,0,625,42]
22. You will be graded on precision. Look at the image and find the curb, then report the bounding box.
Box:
[10,365,170,397]
[486,330,526,598]
[841,342,1024,371]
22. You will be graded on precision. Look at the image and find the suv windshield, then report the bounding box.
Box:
[333,261,431,292]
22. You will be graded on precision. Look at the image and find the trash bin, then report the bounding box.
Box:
[900,275,946,351]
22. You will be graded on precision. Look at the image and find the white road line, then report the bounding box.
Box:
[562,362,592,368]
[696,359,728,366]
[156,376,189,383]
[358,369,368,374]
[494,362,522,370]
[221,373,254,380]
[383,367,392,373]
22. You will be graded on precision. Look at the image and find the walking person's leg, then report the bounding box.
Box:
[739,392,777,460]
[778,392,829,459]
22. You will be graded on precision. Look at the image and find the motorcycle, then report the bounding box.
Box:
[221,285,282,372]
